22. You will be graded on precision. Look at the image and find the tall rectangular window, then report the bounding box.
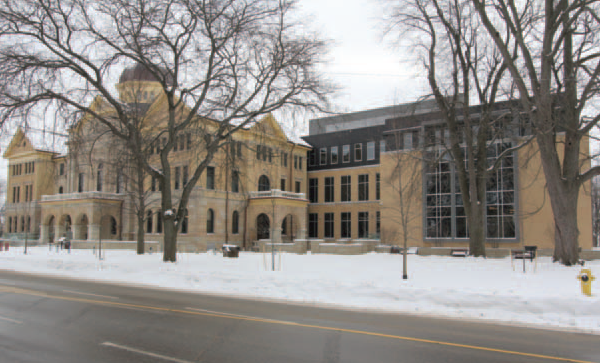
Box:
[367,142,375,160]
[206,166,215,190]
[376,173,380,200]
[282,152,288,167]
[280,178,286,191]
[294,155,298,169]
[59,163,65,176]
[324,213,334,238]
[376,211,381,237]
[174,166,181,190]
[343,145,350,163]
[358,212,369,238]
[331,146,338,164]
[232,171,240,193]
[295,181,301,193]
[308,213,318,238]
[309,150,316,166]
[358,174,369,201]
[151,177,156,192]
[380,140,386,154]
[256,145,262,160]
[324,177,334,203]
[341,212,351,238]
[78,173,84,192]
[341,175,351,202]
[182,166,189,187]
[320,148,327,165]
[309,178,319,203]
[354,143,362,162]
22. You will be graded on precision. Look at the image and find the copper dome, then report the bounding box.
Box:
[118,63,174,86]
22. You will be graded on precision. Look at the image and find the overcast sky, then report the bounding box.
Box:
[0,0,427,184]
[297,0,427,113]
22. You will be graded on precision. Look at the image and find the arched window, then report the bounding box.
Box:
[258,175,270,191]
[281,217,287,236]
[58,186,64,194]
[207,208,214,234]
[181,209,188,234]
[110,217,117,235]
[232,211,239,234]
[156,210,163,234]
[256,213,270,240]
[147,210,153,233]
[97,163,103,192]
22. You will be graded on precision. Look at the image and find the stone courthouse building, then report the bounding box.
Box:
[2,64,595,252]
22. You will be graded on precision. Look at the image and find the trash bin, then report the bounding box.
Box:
[222,245,240,258]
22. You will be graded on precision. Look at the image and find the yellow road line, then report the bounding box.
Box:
[0,285,595,363]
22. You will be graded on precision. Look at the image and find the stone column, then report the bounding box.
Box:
[88,224,101,241]
[72,224,82,240]
[272,226,282,244]
[297,227,306,240]
[39,225,48,243]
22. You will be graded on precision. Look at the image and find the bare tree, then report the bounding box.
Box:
[384,132,422,279]
[0,0,333,262]
[387,0,531,256]
[468,0,600,265]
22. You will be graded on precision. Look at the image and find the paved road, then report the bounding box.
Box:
[0,270,598,363]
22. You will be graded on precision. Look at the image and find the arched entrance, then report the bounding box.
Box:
[58,214,72,239]
[281,214,298,242]
[256,213,270,240]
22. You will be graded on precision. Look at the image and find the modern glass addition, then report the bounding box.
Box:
[425,143,516,240]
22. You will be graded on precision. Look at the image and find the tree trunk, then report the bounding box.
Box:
[163,215,177,262]
[137,213,145,255]
[468,201,486,257]
[536,130,581,265]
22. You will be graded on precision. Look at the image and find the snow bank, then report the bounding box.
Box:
[1,247,598,334]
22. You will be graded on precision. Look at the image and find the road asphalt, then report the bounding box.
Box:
[0,270,598,363]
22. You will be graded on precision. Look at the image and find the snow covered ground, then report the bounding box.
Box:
[1,247,599,334]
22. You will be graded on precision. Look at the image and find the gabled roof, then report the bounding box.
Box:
[250,113,289,141]
[3,128,66,159]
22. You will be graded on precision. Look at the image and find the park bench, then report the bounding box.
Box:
[450,248,469,257]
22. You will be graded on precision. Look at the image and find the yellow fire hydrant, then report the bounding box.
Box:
[577,269,595,297]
